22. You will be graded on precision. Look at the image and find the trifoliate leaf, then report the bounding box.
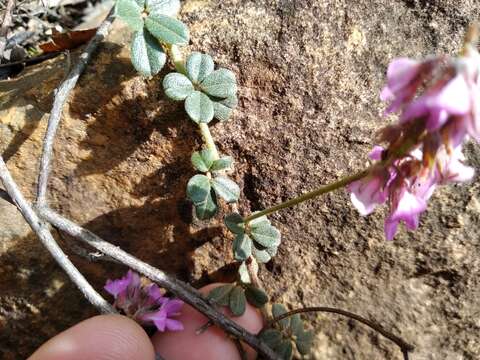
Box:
[295,330,314,355]
[210,156,233,171]
[211,175,240,203]
[186,52,214,83]
[194,191,217,220]
[238,260,256,284]
[266,245,278,257]
[186,174,211,204]
[258,329,282,349]
[275,340,293,360]
[224,213,244,234]
[206,284,234,307]
[233,233,252,261]
[130,30,166,76]
[146,0,180,17]
[200,69,237,98]
[163,72,193,100]
[290,314,303,336]
[229,286,246,316]
[248,214,270,228]
[245,285,268,308]
[115,0,144,31]
[212,96,238,122]
[191,149,215,172]
[272,303,290,329]
[145,13,189,45]
[185,91,214,123]
[252,246,272,263]
[250,223,281,248]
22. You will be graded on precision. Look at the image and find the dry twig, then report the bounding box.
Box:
[0,0,16,60]
[0,157,114,314]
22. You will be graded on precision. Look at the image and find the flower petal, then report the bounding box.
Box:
[165,319,184,331]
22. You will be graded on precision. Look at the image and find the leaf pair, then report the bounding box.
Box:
[191,149,233,173]
[163,52,238,123]
[186,174,240,220]
[206,283,268,316]
[116,0,189,76]
[260,304,314,359]
[225,213,281,263]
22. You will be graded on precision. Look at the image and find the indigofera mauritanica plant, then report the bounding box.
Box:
[111,1,480,359]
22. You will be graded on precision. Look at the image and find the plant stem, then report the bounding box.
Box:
[169,44,187,75]
[267,306,414,358]
[244,168,370,223]
[199,123,220,160]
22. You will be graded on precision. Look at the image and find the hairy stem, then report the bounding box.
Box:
[0,158,114,314]
[244,168,370,223]
[268,307,414,358]
[169,44,187,74]
[199,122,220,159]
[36,7,115,207]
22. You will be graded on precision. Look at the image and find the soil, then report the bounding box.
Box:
[1,0,480,359]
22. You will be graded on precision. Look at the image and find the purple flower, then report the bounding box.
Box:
[140,299,184,332]
[104,270,184,332]
[348,40,479,240]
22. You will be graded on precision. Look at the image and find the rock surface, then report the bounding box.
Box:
[1,0,480,359]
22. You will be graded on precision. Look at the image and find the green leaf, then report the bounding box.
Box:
[275,340,293,360]
[224,213,244,234]
[146,0,180,17]
[295,330,314,355]
[211,175,240,203]
[206,284,234,306]
[185,91,214,123]
[115,0,144,31]
[229,286,246,316]
[194,191,217,219]
[163,72,193,100]
[186,52,214,83]
[200,69,237,98]
[212,96,238,122]
[191,149,215,172]
[272,303,290,329]
[186,174,211,204]
[130,30,166,76]
[290,314,303,336]
[210,156,233,171]
[252,246,272,263]
[250,223,281,248]
[238,261,256,284]
[248,214,270,228]
[145,13,189,45]
[245,286,268,308]
[258,329,282,349]
[233,233,252,261]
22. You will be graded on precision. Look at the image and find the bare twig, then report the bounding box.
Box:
[36,7,115,207]
[38,207,280,360]
[0,0,16,61]
[0,157,114,314]
[267,306,414,358]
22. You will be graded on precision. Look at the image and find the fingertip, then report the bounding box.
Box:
[29,314,155,360]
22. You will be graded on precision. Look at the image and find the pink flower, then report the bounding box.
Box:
[104,270,184,332]
[140,299,184,332]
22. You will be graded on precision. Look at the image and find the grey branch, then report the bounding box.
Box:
[0,157,114,314]
[35,7,115,207]
[39,207,280,360]
[0,0,16,60]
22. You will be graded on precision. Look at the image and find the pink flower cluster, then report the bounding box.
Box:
[348,42,478,240]
[105,270,184,332]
